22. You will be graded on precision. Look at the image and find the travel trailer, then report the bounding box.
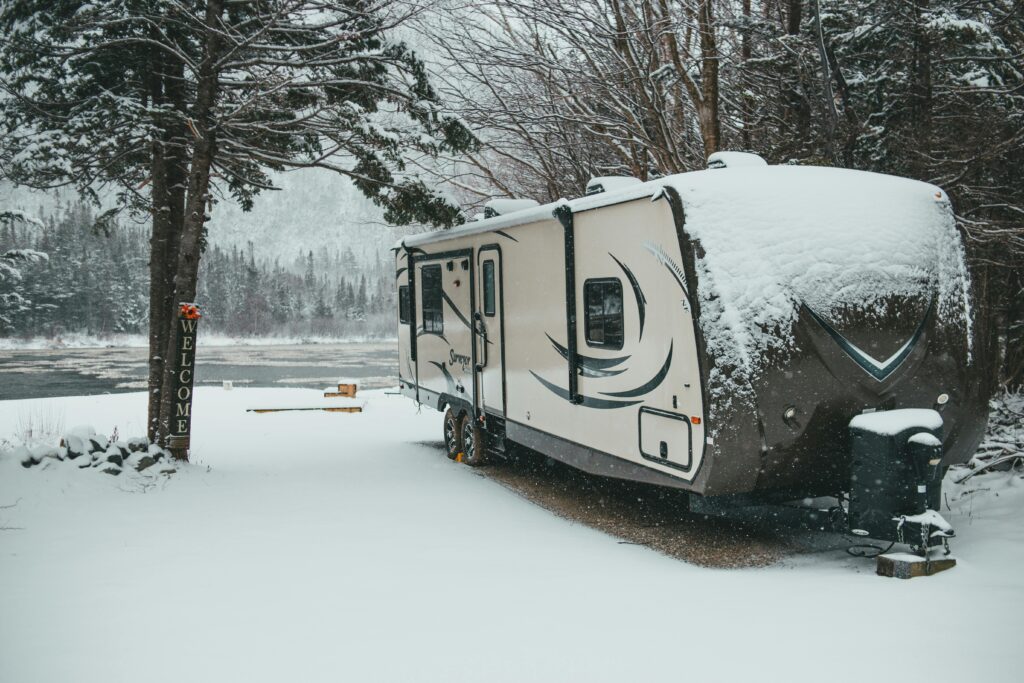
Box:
[395,153,988,548]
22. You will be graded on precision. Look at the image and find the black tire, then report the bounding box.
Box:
[443,407,463,460]
[461,416,488,467]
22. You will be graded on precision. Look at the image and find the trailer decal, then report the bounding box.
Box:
[599,342,673,398]
[495,230,519,242]
[441,290,473,331]
[804,302,932,382]
[610,253,647,340]
[545,333,629,377]
[530,371,642,409]
[417,326,449,346]
[642,242,690,307]
[449,349,471,372]
[429,361,458,395]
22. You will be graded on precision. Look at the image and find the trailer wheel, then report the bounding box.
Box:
[461,416,488,467]
[443,408,464,460]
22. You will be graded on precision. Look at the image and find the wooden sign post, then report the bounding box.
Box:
[168,302,201,460]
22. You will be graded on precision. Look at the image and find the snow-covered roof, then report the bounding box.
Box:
[483,198,540,216]
[706,151,767,169]
[400,165,972,418]
[585,176,642,194]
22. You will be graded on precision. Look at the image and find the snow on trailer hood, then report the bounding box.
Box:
[663,165,972,406]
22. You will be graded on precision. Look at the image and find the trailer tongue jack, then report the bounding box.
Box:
[848,409,954,557]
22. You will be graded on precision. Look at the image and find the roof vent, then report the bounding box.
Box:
[707,151,768,169]
[483,198,540,218]
[585,176,642,196]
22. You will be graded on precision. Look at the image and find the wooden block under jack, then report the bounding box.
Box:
[325,383,358,398]
[877,553,957,579]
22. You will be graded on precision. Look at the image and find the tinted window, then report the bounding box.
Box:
[421,265,443,333]
[398,285,410,324]
[483,260,496,317]
[584,278,623,349]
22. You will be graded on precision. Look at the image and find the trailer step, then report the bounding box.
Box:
[484,414,509,459]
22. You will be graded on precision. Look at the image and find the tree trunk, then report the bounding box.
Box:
[147,137,171,443]
[741,0,752,150]
[157,0,225,456]
[811,0,839,163]
[147,39,188,444]
[909,0,932,179]
[780,0,811,149]
[697,0,720,156]
[787,0,803,36]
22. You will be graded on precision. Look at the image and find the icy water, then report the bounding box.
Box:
[0,342,398,401]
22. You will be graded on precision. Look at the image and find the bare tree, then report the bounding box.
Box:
[415,0,726,208]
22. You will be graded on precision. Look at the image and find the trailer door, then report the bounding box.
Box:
[475,247,505,416]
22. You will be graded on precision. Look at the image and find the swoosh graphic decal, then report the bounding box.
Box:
[417,327,449,345]
[396,267,407,280]
[441,290,472,331]
[429,360,458,395]
[610,253,646,341]
[600,342,673,398]
[642,242,689,303]
[495,230,519,242]
[530,371,642,409]
[546,333,629,377]
[804,302,932,382]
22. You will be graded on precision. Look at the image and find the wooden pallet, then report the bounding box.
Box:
[247,406,362,414]
[248,382,362,414]
[325,383,357,398]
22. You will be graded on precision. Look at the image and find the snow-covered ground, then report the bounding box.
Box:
[1,388,1022,682]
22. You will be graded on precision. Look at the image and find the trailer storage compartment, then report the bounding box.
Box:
[639,407,692,471]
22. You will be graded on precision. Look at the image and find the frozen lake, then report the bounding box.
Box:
[0,342,398,400]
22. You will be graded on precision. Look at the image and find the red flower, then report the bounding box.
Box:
[180,303,202,320]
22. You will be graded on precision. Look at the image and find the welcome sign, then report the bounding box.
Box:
[167,302,201,455]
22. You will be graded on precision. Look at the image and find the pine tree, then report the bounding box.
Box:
[0,0,476,448]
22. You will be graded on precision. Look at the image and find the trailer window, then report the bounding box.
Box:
[398,285,411,324]
[584,278,624,349]
[482,260,496,317]
[421,265,443,333]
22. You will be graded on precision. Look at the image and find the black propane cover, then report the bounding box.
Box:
[847,413,944,544]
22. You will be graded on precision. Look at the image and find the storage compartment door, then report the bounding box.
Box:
[638,407,693,472]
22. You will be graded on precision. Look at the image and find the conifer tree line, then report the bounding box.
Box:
[419,0,1023,388]
[198,244,396,338]
[0,206,148,336]
[0,203,395,339]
